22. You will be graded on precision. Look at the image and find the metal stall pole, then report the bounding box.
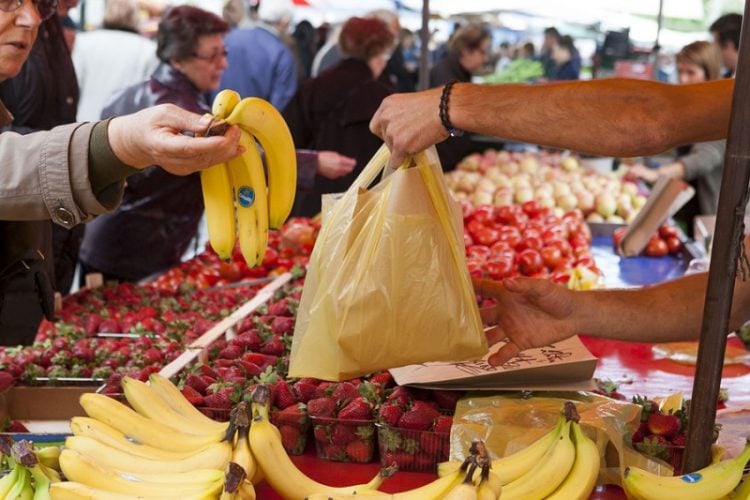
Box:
[418,0,430,90]
[683,2,750,472]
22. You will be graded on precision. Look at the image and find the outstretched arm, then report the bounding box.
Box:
[371,79,734,166]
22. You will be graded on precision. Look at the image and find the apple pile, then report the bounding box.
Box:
[463,201,599,285]
[613,224,684,257]
[447,149,647,225]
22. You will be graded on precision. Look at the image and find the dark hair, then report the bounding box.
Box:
[544,27,560,38]
[338,16,395,62]
[156,5,229,62]
[710,13,742,49]
[448,24,491,55]
[677,40,722,81]
[557,35,575,53]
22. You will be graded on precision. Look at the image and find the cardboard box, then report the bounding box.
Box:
[2,385,95,420]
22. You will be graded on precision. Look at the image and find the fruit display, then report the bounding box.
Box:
[447,149,647,225]
[201,90,297,264]
[613,223,685,258]
[0,437,62,498]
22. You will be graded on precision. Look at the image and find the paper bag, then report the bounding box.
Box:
[288,145,488,381]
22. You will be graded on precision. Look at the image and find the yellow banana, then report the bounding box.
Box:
[79,393,224,453]
[213,89,241,119]
[38,464,61,484]
[438,414,565,484]
[238,480,257,499]
[35,446,61,471]
[476,467,502,500]
[49,481,216,500]
[8,464,32,500]
[64,435,231,474]
[546,420,600,500]
[70,417,206,461]
[121,376,227,436]
[228,130,268,267]
[248,393,384,500]
[305,470,463,500]
[500,420,576,500]
[231,426,258,484]
[29,464,53,500]
[443,470,479,500]
[624,440,750,500]
[225,97,297,229]
[147,373,228,430]
[0,461,20,497]
[59,449,224,497]
[201,163,236,260]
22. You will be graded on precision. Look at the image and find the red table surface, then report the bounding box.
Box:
[257,336,750,498]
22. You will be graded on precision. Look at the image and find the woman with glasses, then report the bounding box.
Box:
[0,0,240,344]
[78,5,231,283]
[429,24,491,88]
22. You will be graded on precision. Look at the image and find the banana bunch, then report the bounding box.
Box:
[438,401,600,500]
[623,439,750,500]
[201,89,297,264]
[0,438,61,499]
[55,374,248,498]
[248,385,387,500]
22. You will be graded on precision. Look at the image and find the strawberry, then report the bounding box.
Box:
[368,371,394,388]
[181,385,205,406]
[0,371,14,394]
[631,422,650,444]
[313,424,330,444]
[378,403,403,427]
[717,388,729,410]
[203,388,234,410]
[331,382,360,407]
[637,434,672,462]
[268,298,294,317]
[279,425,305,455]
[670,433,687,447]
[270,316,295,335]
[647,413,681,438]
[275,403,308,426]
[83,313,103,336]
[236,360,262,377]
[272,380,297,410]
[345,440,373,463]
[199,364,220,379]
[432,415,453,434]
[293,378,319,403]
[314,382,334,398]
[382,451,413,469]
[632,395,659,423]
[386,386,413,408]
[307,397,336,418]
[321,443,347,461]
[143,348,163,364]
[260,336,286,356]
[432,390,463,412]
[98,318,120,334]
[414,453,438,470]
[331,424,357,445]
[232,330,264,351]
[338,397,372,421]
[241,352,277,370]
[398,402,440,431]
[218,344,243,360]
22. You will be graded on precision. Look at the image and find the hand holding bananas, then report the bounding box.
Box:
[202,90,298,264]
[108,103,243,174]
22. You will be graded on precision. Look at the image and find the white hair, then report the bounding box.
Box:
[258,0,293,24]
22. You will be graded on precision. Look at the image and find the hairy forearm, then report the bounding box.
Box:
[450,79,733,157]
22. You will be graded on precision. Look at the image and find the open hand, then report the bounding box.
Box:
[316,151,356,179]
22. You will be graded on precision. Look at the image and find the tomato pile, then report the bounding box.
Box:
[613,223,684,257]
[463,201,598,286]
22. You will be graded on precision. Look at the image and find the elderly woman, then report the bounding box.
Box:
[429,23,491,87]
[283,15,395,217]
[78,5,230,283]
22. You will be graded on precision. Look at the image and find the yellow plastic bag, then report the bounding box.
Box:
[288,145,488,381]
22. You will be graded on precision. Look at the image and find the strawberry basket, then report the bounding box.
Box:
[271,408,310,455]
[310,416,376,463]
[376,423,450,472]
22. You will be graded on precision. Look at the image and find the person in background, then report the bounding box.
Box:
[282,16,395,217]
[0,2,80,300]
[218,0,297,110]
[429,23,491,87]
[709,13,741,77]
[517,41,535,60]
[538,27,560,79]
[627,41,725,231]
[78,5,230,284]
[73,0,158,122]
[56,0,78,50]
[494,41,513,74]
[547,35,580,81]
[292,20,316,82]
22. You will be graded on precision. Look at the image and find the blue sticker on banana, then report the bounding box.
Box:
[237,186,255,207]
[681,473,702,483]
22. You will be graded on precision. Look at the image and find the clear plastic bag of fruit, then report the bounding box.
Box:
[289,144,488,381]
[449,391,673,487]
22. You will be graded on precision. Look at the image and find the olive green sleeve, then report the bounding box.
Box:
[88,118,140,197]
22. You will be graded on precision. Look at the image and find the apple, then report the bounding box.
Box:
[514,187,534,204]
[520,157,539,174]
[556,194,578,212]
[561,156,580,172]
[595,193,617,218]
[586,213,605,223]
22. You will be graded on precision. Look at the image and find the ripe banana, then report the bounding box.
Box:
[69,416,205,461]
[231,425,258,485]
[476,467,502,500]
[732,473,750,499]
[623,440,750,500]
[35,446,61,471]
[148,373,228,430]
[228,130,268,267]
[0,460,20,497]
[438,414,566,484]
[546,420,600,500]
[238,480,257,500]
[225,97,297,229]
[304,470,463,500]
[29,464,53,500]
[64,435,231,474]
[79,393,224,452]
[8,464,32,500]
[48,481,213,500]
[443,471,479,500]
[201,162,237,260]
[213,89,241,119]
[59,449,225,497]
[248,395,384,499]
[121,376,227,436]
[500,420,576,500]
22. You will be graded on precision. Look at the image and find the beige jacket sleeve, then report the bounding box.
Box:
[0,122,124,227]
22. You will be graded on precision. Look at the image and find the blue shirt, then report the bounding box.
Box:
[217,25,297,110]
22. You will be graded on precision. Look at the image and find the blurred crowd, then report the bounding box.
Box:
[0,0,740,301]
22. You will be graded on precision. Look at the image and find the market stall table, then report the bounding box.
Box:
[254,236,749,498]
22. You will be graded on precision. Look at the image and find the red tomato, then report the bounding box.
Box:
[466,260,484,279]
[554,256,576,272]
[613,227,627,249]
[463,232,474,248]
[542,226,567,244]
[666,236,682,255]
[644,236,669,257]
[659,224,680,240]
[550,271,571,285]
[474,227,500,246]
[485,258,515,280]
[469,205,495,224]
[517,249,544,276]
[496,226,522,248]
[467,245,492,262]
[545,238,572,257]
[540,246,563,269]
[516,235,543,252]
[466,219,485,238]
[521,200,542,218]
